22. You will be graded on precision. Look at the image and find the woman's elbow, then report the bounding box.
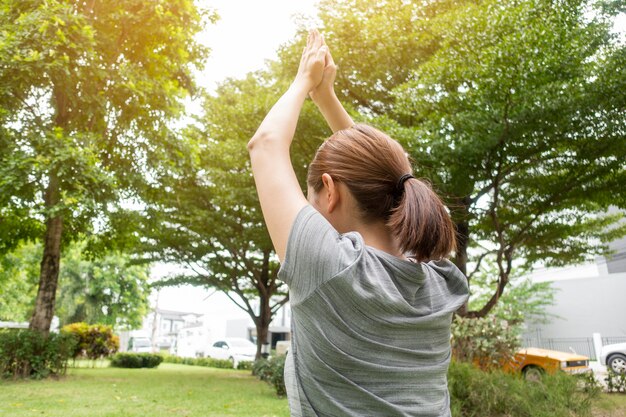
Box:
[247,132,287,154]
[247,131,269,153]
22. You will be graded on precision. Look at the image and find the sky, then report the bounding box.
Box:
[197,0,319,91]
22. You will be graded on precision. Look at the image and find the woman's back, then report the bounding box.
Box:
[281,206,469,417]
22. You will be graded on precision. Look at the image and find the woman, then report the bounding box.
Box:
[248,30,469,417]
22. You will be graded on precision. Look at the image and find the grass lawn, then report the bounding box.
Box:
[593,394,626,417]
[0,363,289,417]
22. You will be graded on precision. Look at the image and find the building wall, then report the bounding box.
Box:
[524,272,626,340]
[606,235,626,274]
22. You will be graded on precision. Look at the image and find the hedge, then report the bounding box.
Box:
[0,329,76,379]
[161,354,234,369]
[110,353,163,369]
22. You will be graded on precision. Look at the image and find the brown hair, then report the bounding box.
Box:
[307,124,456,261]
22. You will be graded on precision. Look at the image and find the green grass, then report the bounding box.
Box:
[0,363,289,417]
[593,394,626,417]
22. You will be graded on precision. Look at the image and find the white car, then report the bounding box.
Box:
[128,337,152,353]
[600,343,626,374]
[207,338,256,368]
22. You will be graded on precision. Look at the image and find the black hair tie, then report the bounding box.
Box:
[394,174,414,200]
[397,174,414,190]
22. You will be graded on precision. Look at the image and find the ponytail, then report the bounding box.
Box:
[308,123,456,261]
[388,178,457,261]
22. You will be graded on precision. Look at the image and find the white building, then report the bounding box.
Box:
[522,229,626,359]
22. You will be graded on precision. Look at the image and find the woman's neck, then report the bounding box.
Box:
[354,221,405,259]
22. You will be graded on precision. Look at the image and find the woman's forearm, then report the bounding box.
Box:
[311,90,354,133]
[248,82,309,152]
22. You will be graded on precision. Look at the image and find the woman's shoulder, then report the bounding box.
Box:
[424,259,470,296]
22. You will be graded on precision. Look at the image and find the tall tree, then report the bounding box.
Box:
[277,0,626,317]
[134,73,329,359]
[0,0,211,333]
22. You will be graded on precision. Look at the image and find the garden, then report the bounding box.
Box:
[1,0,625,416]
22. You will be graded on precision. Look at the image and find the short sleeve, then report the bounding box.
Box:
[278,205,363,303]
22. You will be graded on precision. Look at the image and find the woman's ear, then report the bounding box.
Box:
[321,173,339,213]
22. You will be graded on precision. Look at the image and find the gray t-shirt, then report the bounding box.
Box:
[278,205,469,417]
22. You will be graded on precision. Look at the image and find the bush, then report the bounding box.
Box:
[161,355,234,369]
[448,361,598,417]
[605,370,626,394]
[61,322,119,360]
[0,329,76,379]
[110,353,163,368]
[451,316,520,370]
[237,360,254,370]
[252,356,286,396]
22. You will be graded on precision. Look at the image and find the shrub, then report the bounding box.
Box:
[605,370,626,394]
[61,322,119,360]
[237,360,254,370]
[0,329,76,379]
[451,316,520,370]
[448,361,598,417]
[252,356,286,396]
[110,353,163,368]
[161,355,234,369]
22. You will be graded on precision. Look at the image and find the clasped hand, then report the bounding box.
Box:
[294,29,336,99]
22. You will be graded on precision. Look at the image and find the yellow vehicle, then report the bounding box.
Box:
[504,347,591,380]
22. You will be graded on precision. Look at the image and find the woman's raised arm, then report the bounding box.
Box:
[247,30,327,261]
[309,40,354,133]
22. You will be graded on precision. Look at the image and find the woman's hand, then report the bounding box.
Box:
[304,33,354,133]
[309,39,337,103]
[293,29,328,93]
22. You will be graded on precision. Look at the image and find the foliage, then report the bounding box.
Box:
[55,242,151,328]
[0,328,76,379]
[276,0,626,318]
[448,361,598,417]
[0,0,212,332]
[0,242,40,321]
[61,322,119,360]
[451,316,521,370]
[110,353,162,369]
[137,73,329,359]
[237,360,254,370]
[0,240,151,328]
[252,356,286,397]
[605,370,626,394]
[467,260,556,325]
[577,371,603,397]
[161,354,234,369]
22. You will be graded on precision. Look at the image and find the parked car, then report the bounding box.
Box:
[128,336,152,353]
[207,338,256,368]
[503,348,591,381]
[600,343,626,374]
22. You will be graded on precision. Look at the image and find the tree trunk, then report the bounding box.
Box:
[29,173,63,335]
[254,293,273,361]
[452,198,471,316]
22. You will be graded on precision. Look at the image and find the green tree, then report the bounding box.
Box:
[0,0,211,333]
[0,241,151,328]
[0,242,40,322]
[136,73,329,359]
[55,242,151,329]
[278,0,626,318]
